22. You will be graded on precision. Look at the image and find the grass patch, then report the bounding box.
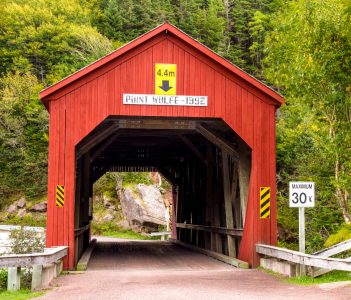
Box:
[99,228,159,240]
[324,224,351,248]
[0,290,44,300]
[92,221,160,240]
[0,214,46,227]
[260,267,351,286]
[286,270,351,285]
[258,266,287,280]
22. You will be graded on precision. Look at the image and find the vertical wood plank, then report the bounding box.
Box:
[213,148,223,253]
[55,96,66,249]
[172,186,178,239]
[107,69,115,118]
[46,100,57,247]
[114,65,121,115]
[65,92,75,269]
[205,141,214,250]
[222,151,236,257]
[269,105,278,245]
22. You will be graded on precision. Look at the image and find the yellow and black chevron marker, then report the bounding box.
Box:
[56,185,65,207]
[260,187,270,219]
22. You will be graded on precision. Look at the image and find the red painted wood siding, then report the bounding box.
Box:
[45,31,279,269]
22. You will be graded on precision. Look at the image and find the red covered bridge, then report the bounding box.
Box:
[39,23,283,270]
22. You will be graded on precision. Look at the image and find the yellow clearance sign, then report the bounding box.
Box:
[155,64,176,95]
[56,185,64,207]
[260,187,271,219]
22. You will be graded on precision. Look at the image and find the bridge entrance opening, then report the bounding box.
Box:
[92,171,173,239]
[74,117,251,266]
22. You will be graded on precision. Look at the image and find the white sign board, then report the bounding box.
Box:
[289,181,315,207]
[123,94,208,107]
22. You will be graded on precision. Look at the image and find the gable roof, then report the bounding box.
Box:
[39,22,283,105]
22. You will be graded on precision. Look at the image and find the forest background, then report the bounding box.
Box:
[0,0,350,252]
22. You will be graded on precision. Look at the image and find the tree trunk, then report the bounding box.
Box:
[334,152,351,224]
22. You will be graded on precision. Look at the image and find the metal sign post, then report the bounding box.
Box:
[289,182,315,276]
[298,207,305,254]
[298,207,305,275]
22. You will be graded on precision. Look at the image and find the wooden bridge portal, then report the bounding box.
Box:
[40,23,283,270]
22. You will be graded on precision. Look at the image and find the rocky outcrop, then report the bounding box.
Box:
[16,197,26,208]
[117,219,130,229]
[2,197,45,222]
[120,184,167,232]
[17,208,26,218]
[102,213,114,222]
[6,204,17,214]
[29,201,47,212]
[103,195,115,208]
[6,197,27,214]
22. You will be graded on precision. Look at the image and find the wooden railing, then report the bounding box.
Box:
[0,246,68,291]
[74,224,90,238]
[256,243,351,273]
[174,223,246,267]
[150,231,172,240]
[176,223,243,237]
[310,239,351,277]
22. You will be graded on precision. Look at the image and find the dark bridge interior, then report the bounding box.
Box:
[74,117,251,265]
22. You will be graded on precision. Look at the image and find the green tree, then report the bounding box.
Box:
[92,0,175,42]
[0,0,114,85]
[0,0,114,205]
[0,72,47,202]
[220,0,279,76]
[265,0,351,249]
[174,0,226,52]
[91,0,279,76]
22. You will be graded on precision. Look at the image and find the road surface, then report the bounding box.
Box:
[39,237,351,300]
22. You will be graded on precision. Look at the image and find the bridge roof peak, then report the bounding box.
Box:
[39,22,283,105]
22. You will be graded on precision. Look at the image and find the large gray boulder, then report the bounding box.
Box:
[120,184,167,231]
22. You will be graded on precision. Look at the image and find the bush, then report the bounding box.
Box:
[9,227,45,254]
[324,224,351,248]
[2,215,46,227]
[0,268,32,291]
[20,269,32,289]
[0,269,7,291]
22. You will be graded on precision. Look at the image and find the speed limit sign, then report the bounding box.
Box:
[289,182,315,207]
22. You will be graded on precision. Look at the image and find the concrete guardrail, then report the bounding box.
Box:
[0,246,68,291]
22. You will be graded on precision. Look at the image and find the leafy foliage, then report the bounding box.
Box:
[324,225,351,248]
[2,214,47,227]
[0,0,114,84]
[0,72,47,203]
[9,227,45,254]
[91,0,278,76]
[0,0,113,206]
[264,0,351,251]
[0,269,7,290]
